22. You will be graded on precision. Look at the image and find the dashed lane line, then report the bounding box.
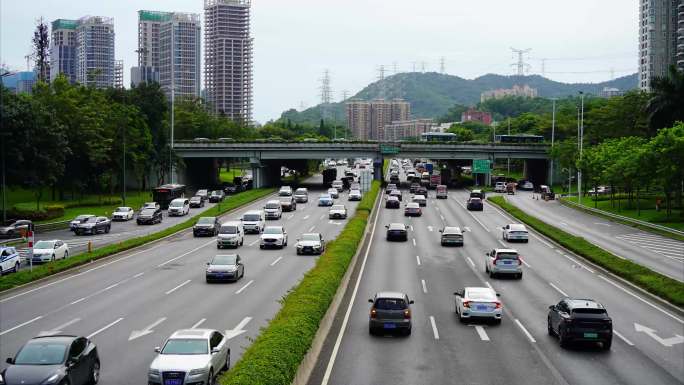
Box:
[549,282,569,297]
[421,279,428,294]
[87,317,124,339]
[165,280,191,295]
[430,316,440,340]
[416,255,422,266]
[270,256,283,266]
[474,325,490,341]
[235,279,254,294]
[515,319,536,343]
[0,316,43,336]
[613,329,635,346]
[191,318,206,329]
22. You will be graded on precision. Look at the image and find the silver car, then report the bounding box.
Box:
[296,233,325,255]
[260,226,287,249]
[148,329,230,385]
[485,248,523,279]
[502,224,529,243]
[454,287,502,324]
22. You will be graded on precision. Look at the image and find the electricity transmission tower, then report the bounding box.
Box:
[439,57,445,73]
[319,69,333,120]
[510,47,532,75]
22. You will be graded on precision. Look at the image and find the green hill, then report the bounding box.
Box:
[279,72,638,126]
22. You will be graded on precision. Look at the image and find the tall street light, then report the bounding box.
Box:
[169,24,175,185]
[1,71,14,223]
[550,98,557,186]
[577,92,585,205]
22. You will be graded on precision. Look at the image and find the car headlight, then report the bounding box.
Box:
[148,368,160,376]
[0,373,4,385]
[44,373,61,384]
[189,367,209,375]
[206,269,214,273]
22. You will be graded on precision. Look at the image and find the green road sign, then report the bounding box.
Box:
[473,159,491,174]
[380,145,400,155]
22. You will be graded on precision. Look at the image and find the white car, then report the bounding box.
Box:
[278,186,293,196]
[494,182,507,193]
[328,188,340,199]
[31,240,69,263]
[241,210,265,234]
[260,226,288,249]
[332,180,344,192]
[454,287,502,324]
[329,204,348,219]
[412,194,427,207]
[485,248,523,279]
[148,329,230,385]
[348,189,362,201]
[0,246,20,274]
[264,200,283,220]
[111,207,134,221]
[217,221,244,249]
[502,224,529,243]
[168,198,190,216]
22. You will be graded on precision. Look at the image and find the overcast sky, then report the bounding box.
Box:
[1,0,637,123]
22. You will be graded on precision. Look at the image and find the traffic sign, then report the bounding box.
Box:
[380,145,400,155]
[473,159,491,174]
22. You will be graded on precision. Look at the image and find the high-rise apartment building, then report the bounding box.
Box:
[75,16,115,88]
[346,99,410,140]
[638,0,684,90]
[50,19,78,83]
[204,0,253,123]
[136,10,201,98]
[114,60,124,88]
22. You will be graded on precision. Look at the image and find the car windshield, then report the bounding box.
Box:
[301,234,319,241]
[191,196,201,201]
[116,207,130,212]
[220,225,238,234]
[263,227,282,235]
[34,240,55,249]
[279,198,292,203]
[197,217,215,225]
[211,191,221,196]
[74,215,91,221]
[212,255,237,265]
[197,190,207,195]
[328,189,337,193]
[319,195,331,199]
[84,217,98,223]
[141,209,156,215]
[295,189,307,195]
[331,205,345,210]
[243,214,261,221]
[389,224,405,230]
[470,198,482,203]
[265,203,280,209]
[467,289,496,301]
[497,252,519,260]
[161,339,208,355]
[14,341,68,365]
[170,201,184,207]
[375,298,407,310]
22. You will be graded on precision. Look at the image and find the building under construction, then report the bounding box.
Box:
[204,0,253,123]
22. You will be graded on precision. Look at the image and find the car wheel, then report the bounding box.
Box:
[208,369,215,385]
[602,338,612,351]
[240,238,244,246]
[517,272,523,279]
[558,329,569,348]
[259,245,264,249]
[223,351,231,371]
[13,262,20,273]
[64,251,68,259]
[51,254,55,262]
[547,318,555,336]
[493,318,502,325]
[369,326,376,335]
[105,226,110,233]
[296,250,301,255]
[88,360,100,384]
[404,327,412,336]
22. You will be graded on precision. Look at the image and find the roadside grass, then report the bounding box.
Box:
[0,188,275,293]
[219,168,246,183]
[219,180,381,385]
[488,196,684,307]
[564,196,684,232]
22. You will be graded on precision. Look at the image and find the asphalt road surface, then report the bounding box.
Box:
[309,166,684,385]
[0,168,362,384]
[505,191,683,282]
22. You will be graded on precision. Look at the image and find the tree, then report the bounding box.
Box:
[648,123,684,216]
[32,17,50,83]
[438,104,468,123]
[447,124,474,141]
[646,65,684,130]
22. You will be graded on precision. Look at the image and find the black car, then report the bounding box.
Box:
[137,208,163,225]
[193,216,220,237]
[385,223,408,241]
[2,335,100,385]
[547,298,613,350]
[209,190,225,203]
[385,196,400,209]
[223,183,241,194]
[389,190,402,202]
[409,183,420,194]
[467,198,484,211]
[189,196,204,208]
[74,216,111,235]
[279,196,297,211]
[416,186,428,196]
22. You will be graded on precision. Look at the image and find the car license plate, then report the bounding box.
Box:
[476,305,488,311]
[165,379,182,385]
[383,323,396,329]
[504,261,512,265]
[584,332,598,338]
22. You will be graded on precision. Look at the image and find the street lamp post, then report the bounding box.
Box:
[169,24,175,185]
[577,92,584,205]
[1,71,13,223]
[550,98,556,186]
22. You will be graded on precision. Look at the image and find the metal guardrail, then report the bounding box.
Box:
[561,199,684,237]
[34,220,70,233]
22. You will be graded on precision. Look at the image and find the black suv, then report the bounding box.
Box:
[137,207,163,225]
[74,216,111,235]
[547,298,613,350]
[209,190,225,203]
[193,216,220,237]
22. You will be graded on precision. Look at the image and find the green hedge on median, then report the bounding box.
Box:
[0,188,275,293]
[488,196,684,307]
[219,180,381,385]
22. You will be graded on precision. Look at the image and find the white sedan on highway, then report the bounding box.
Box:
[502,224,529,243]
[112,206,135,221]
[31,240,69,263]
[454,287,502,324]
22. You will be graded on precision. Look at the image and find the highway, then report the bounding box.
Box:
[309,166,684,385]
[506,192,683,282]
[0,169,360,384]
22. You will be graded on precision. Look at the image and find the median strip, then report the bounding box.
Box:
[488,196,684,307]
[0,188,275,293]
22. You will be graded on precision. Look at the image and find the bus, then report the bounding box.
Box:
[421,132,458,142]
[495,134,544,144]
[152,184,186,210]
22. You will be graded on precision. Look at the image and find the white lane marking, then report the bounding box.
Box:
[320,214,325,220]
[40,318,81,336]
[249,239,260,247]
[529,233,554,249]
[427,226,433,232]
[549,282,569,297]
[321,190,383,385]
[594,222,612,227]
[421,279,428,294]
[416,255,422,266]
[597,275,683,324]
[557,252,595,273]
[515,319,536,343]
[165,280,191,295]
[235,279,254,294]
[308,226,316,232]
[225,316,252,340]
[466,257,475,268]
[409,225,414,231]
[412,238,417,247]
[303,215,310,220]
[485,281,494,290]
[560,222,569,227]
[464,226,472,232]
[498,240,507,247]
[129,317,166,341]
[191,318,206,329]
[430,316,440,340]
[87,317,124,339]
[0,316,44,336]
[70,297,86,305]
[475,325,490,341]
[287,214,295,220]
[270,256,283,266]
[440,214,445,221]
[519,258,531,268]
[634,323,684,346]
[133,272,144,278]
[455,199,490,232]
[613,329,635,346]
[158,240,214,267]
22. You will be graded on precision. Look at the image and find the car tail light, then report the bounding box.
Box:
[463,301,470,308]
[517,258,522,265]
[494,301,502,309]
[404,309,411,319]
[370,308,377,319]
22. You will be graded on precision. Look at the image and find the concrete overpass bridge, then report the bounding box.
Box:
[173,141,551,187]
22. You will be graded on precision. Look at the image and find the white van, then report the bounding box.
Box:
[241,210,265,234]
[264,200,283,220]
[168,198,190,216]
[217,221,244,248]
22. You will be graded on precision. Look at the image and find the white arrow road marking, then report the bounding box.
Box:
[427,226,433,232]
[429,316,440,340]
[129,317,166,341]
[634,323,684,347]
[89,317,124,339]
[474,325,490,341]
[235,279,254,294]
[225,316,252,340]
[39,318,81,336]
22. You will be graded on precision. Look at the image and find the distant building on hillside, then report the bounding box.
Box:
[346,98,410,140]
[599,87,624,98]
[381,119,435,141]
[461,108,492,126]
[480,84,538,102]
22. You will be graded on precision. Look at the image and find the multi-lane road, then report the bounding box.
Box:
[309,165,684,385]
[0,169,360,384]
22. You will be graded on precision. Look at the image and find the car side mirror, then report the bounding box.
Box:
[385,225,389,229]
[502,227,506,230]
[206,262,211,265]
[211,347,221,354]
[496,293,501,297]
[368,299,374,303]
[409,300,415,304]
[6,357,14,364]
[154,347,161,353]
[549,305,555,310]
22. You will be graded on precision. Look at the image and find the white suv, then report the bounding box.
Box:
[217,221,244,248]
[241,210,265,234]
[485,249,523,279]
[264,200,283,220]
